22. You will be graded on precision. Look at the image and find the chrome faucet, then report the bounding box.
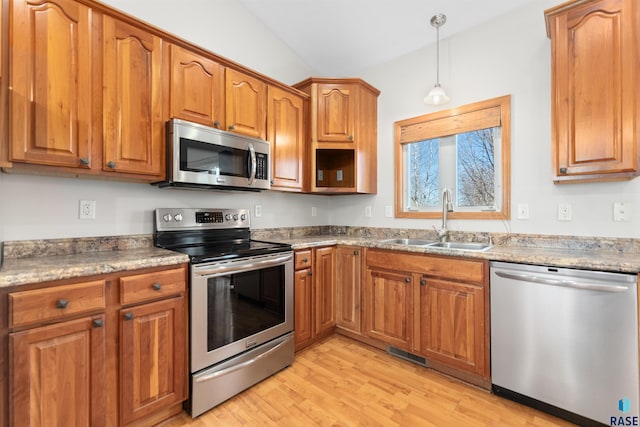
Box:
[434,188,454,242]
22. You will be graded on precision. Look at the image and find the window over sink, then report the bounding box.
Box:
[394,95,511,220]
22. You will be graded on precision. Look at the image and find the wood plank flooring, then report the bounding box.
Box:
[161,335,576,426]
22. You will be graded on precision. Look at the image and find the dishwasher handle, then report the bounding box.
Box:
[494,270,631,293]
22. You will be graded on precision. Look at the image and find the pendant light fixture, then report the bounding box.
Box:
[424,13,450,106]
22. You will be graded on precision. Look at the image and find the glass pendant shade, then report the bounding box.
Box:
[424,84,449,105]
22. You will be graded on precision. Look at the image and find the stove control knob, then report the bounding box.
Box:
[225,214,232,221]
[233,214,239,221]
[163,214,172,222]
[174,214,183,222]
[240,214,247,221]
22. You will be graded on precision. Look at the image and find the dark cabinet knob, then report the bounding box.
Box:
[92,319,104,328]
[420,279,426,286]
[56,299,69,309]
[152,283,161,291]
[308,270,313,276]
[124,312,134,321]
[404,277,411,283]
[353,250,359,256]
[79,157,90,165]
[229,124,235,131]
[559,167,567,174]
[348,135,354,141]
[213,120,220,127]
[303,258,308,263]
[106,161,116,169]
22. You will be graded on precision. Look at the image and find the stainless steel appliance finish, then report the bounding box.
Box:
[154,208,294,417]
[490,261,639,425]
[154,118,270,191]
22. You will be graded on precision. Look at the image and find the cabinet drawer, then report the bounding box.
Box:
[366,250,485,284]
[9,280,106,328]
[295,250,312,270]
[120,267,186,305]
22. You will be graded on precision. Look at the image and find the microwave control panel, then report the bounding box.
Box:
[256,153,268,180]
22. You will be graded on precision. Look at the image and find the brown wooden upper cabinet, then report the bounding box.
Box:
[267,85,307,192]
[294,78,379,194]
[169,44,225,129]
[225,68,267,140]
[8,0,166,181]
[545,0,639,183]
[102,15,165,179]
[10,0,95,170]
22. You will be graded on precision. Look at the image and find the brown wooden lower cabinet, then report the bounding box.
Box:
[335,245,363,334]
[361,249,490,386]
[293,246,336,350]
[3,264,188,427]
[9,315,106,427]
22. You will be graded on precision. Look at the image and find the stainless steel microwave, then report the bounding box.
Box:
[153,118,270,191]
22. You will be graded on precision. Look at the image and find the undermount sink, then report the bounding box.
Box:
[380,238,435,246]
[426,241,492,252]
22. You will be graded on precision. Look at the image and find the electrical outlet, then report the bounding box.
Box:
[365,206,372,217]
[558,203,572,221]
[79,200,96,219]
[385,205,393,218]
[254,205,262,217]
[311,206,317,217]
[613,202,631,222]
[516,203,529,219]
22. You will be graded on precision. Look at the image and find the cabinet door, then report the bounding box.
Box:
[267,85,305,191]
[169,44,224,128]
[294,268,313,350]
[10,315,106,427]
[120,296,186,425]
[103,16,164,178]
[314,246,336,335]
[336,246,362,334]
[225,68,267,139]
[417,277,486,376]
[10,0,94,169]
[317,83,356,144]
[548,0,638,181]
[363,267,413,350]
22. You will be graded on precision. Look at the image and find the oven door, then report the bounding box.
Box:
[190,251,293,373]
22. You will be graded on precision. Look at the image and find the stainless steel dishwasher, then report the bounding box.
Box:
[490,261,639,426]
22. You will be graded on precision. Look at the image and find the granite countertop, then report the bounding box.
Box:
[272,235,640,274]
[0,247,189,288]
[1,230,638,289]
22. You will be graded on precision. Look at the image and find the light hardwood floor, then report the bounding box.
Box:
[162,335,576,426]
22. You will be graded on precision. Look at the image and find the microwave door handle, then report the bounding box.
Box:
[247,143,257,185]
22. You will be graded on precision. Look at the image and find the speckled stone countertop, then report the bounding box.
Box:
[0,235,189,288]
[1,228,639,289]
[252,226,640,274]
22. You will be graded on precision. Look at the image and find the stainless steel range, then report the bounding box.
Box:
[154,208,294,417]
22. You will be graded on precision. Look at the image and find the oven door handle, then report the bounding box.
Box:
[193,253,292,277]
[194,337,290,383]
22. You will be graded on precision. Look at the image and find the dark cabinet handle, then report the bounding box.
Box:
[559,167,567,174]
[92,319,103,328]
[303,258,308,263]
[56,299,69,309]
[270,180,275,185]
[106,161,116,169]
[349,135,354,141]
[353,250,359,256]
[308,270,313,276]
[213,120,220,127]
[79,157,90,165]
[229,124,235,130]
[152,283,161,291]
[124,312,134,321]
[420,279,426,286]
[404,277,411,283]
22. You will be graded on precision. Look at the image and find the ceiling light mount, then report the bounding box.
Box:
[424,13,450,106]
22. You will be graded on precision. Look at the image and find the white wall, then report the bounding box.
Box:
[329,0,640,239]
